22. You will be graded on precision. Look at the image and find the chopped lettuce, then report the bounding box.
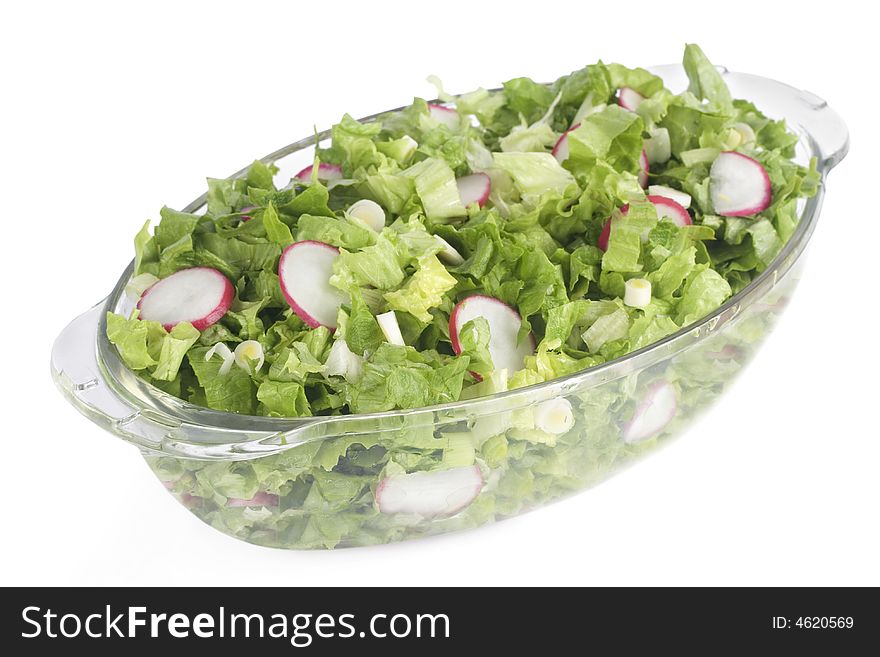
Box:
[493,152,576,198]
[111,44,816,420]
[566,104,644,174]
[108,45,821,548]
[402,157,466,221]
[384,255,457,323]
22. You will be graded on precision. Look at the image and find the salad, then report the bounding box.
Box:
[108,44,816,422]
[101,44,828,549]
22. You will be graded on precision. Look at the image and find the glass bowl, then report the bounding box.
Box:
[51,64,848,549]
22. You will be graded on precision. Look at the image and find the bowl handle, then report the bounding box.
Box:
[696,69,850,173]
[52,303,198,453]
[792,88,849,172]
[51,302,327,457]
[735,74,849,172]
[51,302,138,424]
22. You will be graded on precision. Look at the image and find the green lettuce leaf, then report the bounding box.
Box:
[257,380,312,417]
[492,152,576,198]
[295,214,376,250]
[384,255,457,323]
[683,43,733,112]
[332,236,404,291]
[402,157,466,221]
[106,312,164,370]
[153,322,200,381]
[188,346,256,414]
[675,266,732,325]
[566,104,644,174]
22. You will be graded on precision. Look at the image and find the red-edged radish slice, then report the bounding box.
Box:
[428,103,460,129]
[294,162,344,182]
[598,217,613,252]
[240,205,255,222]
[638,149,650,188]
[179,493,204,508]
[622,380,677,444]
[450,295,535,375]
[278,241,348,329]
[644,127,671,164]
[705,344,741,361]
[137,267,233,331]
[648,185,691,209]
[752,297,789,313]
[375,465,483,517]
[456,172,491,208]
[618,87,645,112]
[598,195,691,251]
[552,123,580,163]
[646,194,692,227]
[709,151,771,217]
[226,491,280,507]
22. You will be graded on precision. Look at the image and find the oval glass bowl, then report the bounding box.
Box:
[52,65,848,549]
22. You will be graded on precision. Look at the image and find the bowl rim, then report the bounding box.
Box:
[90,64,848,446]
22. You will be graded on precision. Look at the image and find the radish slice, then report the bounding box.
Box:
[705,344,741,361]
[646,194,692,227]
[434,235,464,265]
[709,151,771,217]
[376,465,483,517]
[598,218,613,252]
[648,185,691,209]
[638,149,650,188]
[752,297,789,313]
[226,492,279,507]
[552,123,580,163]
[278,241,348,329]
[179,493,204,508]
[598,195,691,251]
[294,162,344,182]
[450,295,535,375]
[618,87,645,112]
[137,267,234,331]
[571,102,606,127]
[347,199,385,232]
[622,380,677,444]
[428,103,460,129]
[456,173,491,208]
[644,127,671,165]
[377,310,405,346]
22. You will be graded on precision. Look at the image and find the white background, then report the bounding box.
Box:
[2,0,877,586]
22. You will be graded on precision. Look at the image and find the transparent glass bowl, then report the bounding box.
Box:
[51,65,848,549]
